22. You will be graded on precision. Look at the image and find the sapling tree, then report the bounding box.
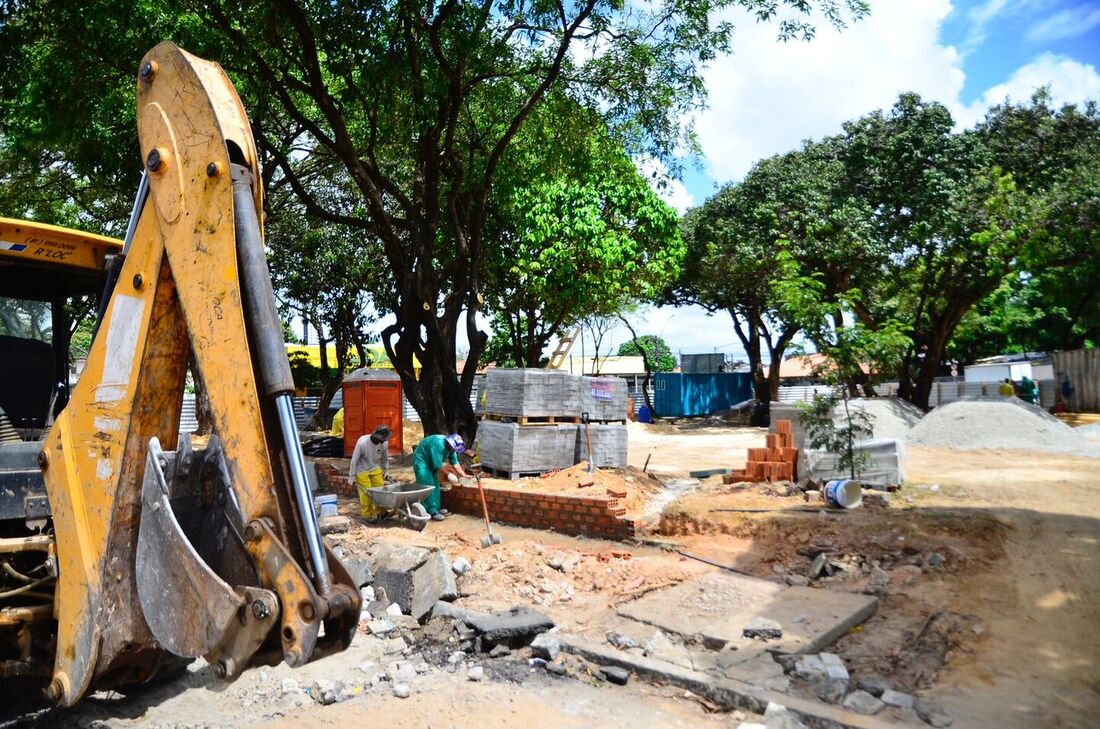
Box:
[773,247,909,479]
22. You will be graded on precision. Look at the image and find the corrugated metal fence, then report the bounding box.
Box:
[180,381,484,432]
[1052,348,1099,412]
[179,395,322,433]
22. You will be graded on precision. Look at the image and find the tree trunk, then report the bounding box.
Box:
[382,295,483,442]
[729,309,769,402]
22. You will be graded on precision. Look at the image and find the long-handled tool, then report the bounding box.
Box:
[473,468,502,548]
[582,411,595,475]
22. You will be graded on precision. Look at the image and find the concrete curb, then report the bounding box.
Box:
[558,634,919,729]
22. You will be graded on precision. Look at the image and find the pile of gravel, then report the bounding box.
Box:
[907,398,1087,452]
[836,398,923,442]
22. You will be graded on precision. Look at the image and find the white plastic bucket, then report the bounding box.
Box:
[314,494,339,518]
[824,479,862,509]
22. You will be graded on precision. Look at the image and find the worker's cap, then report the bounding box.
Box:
[372,425,392,441]
[446,433,466,454]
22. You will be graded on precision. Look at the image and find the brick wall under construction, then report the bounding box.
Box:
[441,482,636,540]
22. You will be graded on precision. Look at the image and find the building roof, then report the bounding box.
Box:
[778,353,870,379]
[548,355,647,376]
[972,351,1051,365]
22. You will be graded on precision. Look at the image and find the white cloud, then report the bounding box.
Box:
[694,1,966,182]
[563,304,756,363]
[963,0,1011,54]
[1026,4,1100,42]
[691,3,1100,184]
[956,53,1100,126]
[635,156,694,213]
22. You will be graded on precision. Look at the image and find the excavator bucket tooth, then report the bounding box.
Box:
[136,438,276,665]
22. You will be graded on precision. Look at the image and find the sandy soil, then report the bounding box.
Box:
[650,438,1100,729]
[625,420,764,475]
[18,422,1097,729]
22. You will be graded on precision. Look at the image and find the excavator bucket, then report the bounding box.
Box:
[135,436,280,676]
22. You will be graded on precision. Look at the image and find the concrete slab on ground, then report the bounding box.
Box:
[558,634,913,729]
[617,573,878,655]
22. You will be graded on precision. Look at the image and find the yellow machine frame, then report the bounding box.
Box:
[5,43,361,705]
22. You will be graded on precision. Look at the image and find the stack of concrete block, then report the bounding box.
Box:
[483,369,628,421]
[484,369,573,417]
[477,421,579,476]
[579,376,629,421]
[575,423,629,468]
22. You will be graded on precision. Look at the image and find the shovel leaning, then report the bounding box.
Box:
[473,469,502,548]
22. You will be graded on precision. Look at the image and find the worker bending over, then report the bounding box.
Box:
[349,425,391,521]
[413,433,467,521]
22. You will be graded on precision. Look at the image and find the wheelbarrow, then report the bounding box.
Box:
[362,483,434,531]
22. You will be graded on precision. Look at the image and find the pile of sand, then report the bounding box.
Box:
[1076,422,1100,440]
[838,398,923,441]
[907,398,1088,452]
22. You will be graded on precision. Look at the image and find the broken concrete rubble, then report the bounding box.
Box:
[842,690,885,715]
[742,618,783,641]
[369,545,430,613]
[462,606,555,645]
[643,630,694,669]
[530,632,561,661]
[606,631,638,650]
[762,701,807,729]
[881,688,915,709]
[411,550,459,622]
[856,674,901,697]
[309,679,343,705]
[342,555,373,588]
[599,665,630,685]
[915,699,953,727]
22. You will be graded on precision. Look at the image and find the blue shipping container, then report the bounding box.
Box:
[652,373,753,417]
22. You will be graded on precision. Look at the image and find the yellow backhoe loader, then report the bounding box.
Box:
[0,42,360,707]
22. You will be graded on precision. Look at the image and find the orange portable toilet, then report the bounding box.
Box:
[341,367,404,457]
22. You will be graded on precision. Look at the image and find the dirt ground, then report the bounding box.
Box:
[21,421,1100,729]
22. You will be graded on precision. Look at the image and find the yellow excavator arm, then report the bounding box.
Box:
[0,42,359,706]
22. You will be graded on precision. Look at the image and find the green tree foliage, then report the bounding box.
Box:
[0,0,867,437]
[484,106,683,367]
[266,179,382,421]
[839,92,1099,407]
[672,138,876,402]
[773,247,910,478]
[688,90,1099,411]
[617,334,676,372]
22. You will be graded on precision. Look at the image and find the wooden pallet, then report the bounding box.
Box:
[481,413,578,425]
[480,413,627,426]
[478,465,544,481]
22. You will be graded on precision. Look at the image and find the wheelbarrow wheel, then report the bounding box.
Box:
[407,502,429,531]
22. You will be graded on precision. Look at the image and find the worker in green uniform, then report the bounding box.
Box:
[412,433,468,521]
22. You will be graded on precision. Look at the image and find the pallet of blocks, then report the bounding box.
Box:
[723,419,798,483]
[477,368,629,478]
